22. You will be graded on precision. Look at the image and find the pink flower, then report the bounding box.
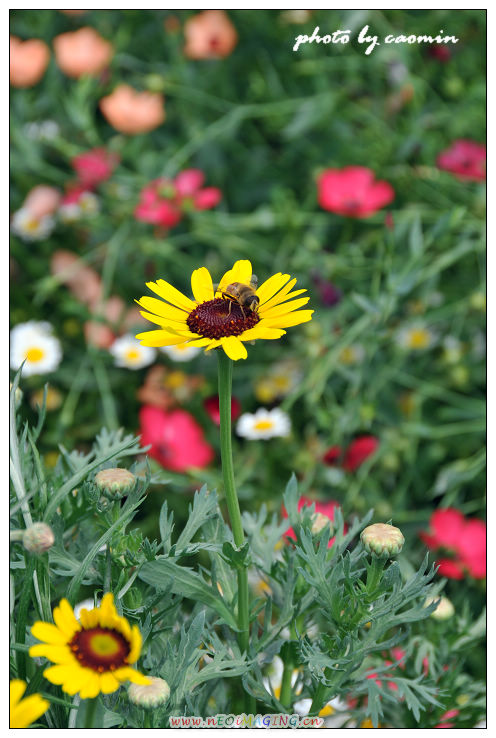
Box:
[324,436,379,471]
[437,140,486,181]
[204,395,241,425]
[23,185,61,219]
[139,405,214,472]
[72,148,119,187]
[283,496,345,548]
[420,508,486,579]
[318,166,394,217]
[134,171,221,230]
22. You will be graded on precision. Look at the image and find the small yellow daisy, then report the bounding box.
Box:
[10,679,49,729]
[135,260,313,361]
[29,593,150,698]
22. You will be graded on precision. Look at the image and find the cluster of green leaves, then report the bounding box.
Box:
[10,383,485,726]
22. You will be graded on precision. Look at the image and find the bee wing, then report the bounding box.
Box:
[250,274,258,289]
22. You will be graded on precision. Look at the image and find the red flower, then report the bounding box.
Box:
[204,395,241,425]
[72,148,119,187]
[134,170,221,229]
[420,508,486,579]
[317,166,394,218]
[283,496,345,548]
[324,436,379,472]
[437,140,486,181]
[139,405,214,472]
[428,46,451,62]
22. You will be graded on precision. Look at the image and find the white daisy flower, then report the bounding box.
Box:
[395,322,436,351]
[236,407,291,440]
[10,321,62,377]
[78,192,100,216]
[74,598,97,620]
[338,344,365,365]
[160,343,202,362]
[11,208,55,242]
[58,203,81,223]
[110,334,156,370]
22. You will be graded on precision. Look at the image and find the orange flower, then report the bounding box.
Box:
[184,10,237,60]
[53,27,113,78]
[99,84,165,135]
[23,186,61,220]
[10,36,50,88]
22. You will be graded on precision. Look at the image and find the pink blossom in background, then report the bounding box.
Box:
[23,186,62,219]
[204,395,241,425]
[420,508,486,579]
[139,405,214,472]
[72,148,119,187]
[437,140,486,181]
[318,166,394,217]
[283,496,346,548]
[323,436,379,471]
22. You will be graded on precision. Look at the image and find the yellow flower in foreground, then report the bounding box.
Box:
[135,260,313,361]
[29,593,150,698]
[10,679,49,728]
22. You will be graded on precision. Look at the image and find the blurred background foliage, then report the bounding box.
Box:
[10,9,485,623]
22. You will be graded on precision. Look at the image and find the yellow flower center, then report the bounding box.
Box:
[339,346,355,364]
[25,347,45,363]
[319,705,334,717]
[407,329,430,349]
[272,375,290,391]
[125,349,141,361]
[165,370,187,389]
[254,420,274,431]
[25,218,41,232]
[89,633,121,656]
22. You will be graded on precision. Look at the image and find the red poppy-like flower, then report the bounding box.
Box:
[420,508,486,579]
[283,496,345,548]
[317,166,394,218]
[134,170,221,229]
[72,148,119,188]
[204,395,241,425]
[183,10,238,60]
[428,46,451,62]
[434,709,459,729]
[324,436,379,472]
[437,140,486,181]
[139,405,214,472]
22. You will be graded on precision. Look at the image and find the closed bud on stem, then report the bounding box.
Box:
[361,523,404,557]
[311,512,331,534]
[95,468,136,499]
[22,522,54,554]
[424,595,454,620]
[128,676,170,708]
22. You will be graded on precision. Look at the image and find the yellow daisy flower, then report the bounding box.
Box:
[10,679,49,729]
[29,593,150,698]
[135,260,313,361]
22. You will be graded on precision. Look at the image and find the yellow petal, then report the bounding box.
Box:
[204,339,223,352]
[10,693,49,729]
[217,260,252,293]
[78,674,101,699]
[182,337,212,347]
[114,667,151,685]
[256,273,291,304]
[29,644,72,663]
[221,336,248,360]
[99,672,120,694]
[258,277,297,309]
[260,296,310,320]
[263,310,314,329]
[138,311,183,329]
[127,625,143,664]
[78,608,100,629]
[99,593,117,626]
[10,680,27,709]
[53,599,80,640]
[136,296,189,322]
[57,666,95,696]
[31,621,68,645]
[135,330,191,348]
[261,287,307,312]
[43,663,75,686]
[146,279,195,312]
[191,267,215,303]
[240,325,286,341]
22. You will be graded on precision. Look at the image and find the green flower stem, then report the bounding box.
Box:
[366,556,386,597]
[217,350,254,713]
[84,697,98,729]
[279,661,294,710]
[310,680,328,717]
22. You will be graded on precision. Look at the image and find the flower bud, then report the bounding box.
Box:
[311,512,331,534]
[424,595,454,620]
[95,468,136,499]
[361,523,404,557]
[22,522,54,554]
[128,676,170,708]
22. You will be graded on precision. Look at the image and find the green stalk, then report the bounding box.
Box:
[217,350,254,713]
[279,661,293,709]
[84,697,98,729]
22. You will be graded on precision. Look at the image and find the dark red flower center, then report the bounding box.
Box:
[187,297,259,339]
[69,627,130,673]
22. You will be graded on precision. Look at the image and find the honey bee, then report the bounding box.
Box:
[218,275,259,317]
